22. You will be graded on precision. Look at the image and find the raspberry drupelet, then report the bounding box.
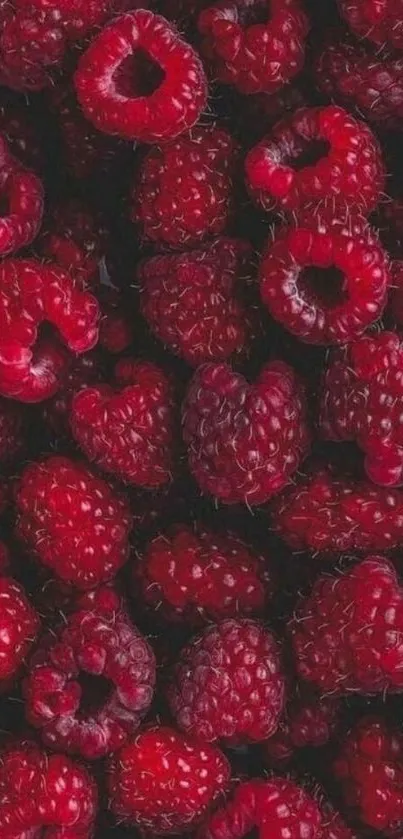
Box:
[131,125,239,249]
[15,455,133,590]
[182,360,310,506]
[74,10,208,142]
[107,725,231,834]
[0,577,39,684]
[138,238,258,366]
[338,0,403,51]
[245,106,385,214]
[198,0,309,95]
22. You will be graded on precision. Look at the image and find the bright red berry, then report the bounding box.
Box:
[338,0,403,51]
[0,157,44,257]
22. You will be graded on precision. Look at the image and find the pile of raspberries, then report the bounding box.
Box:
[6,0,403,837]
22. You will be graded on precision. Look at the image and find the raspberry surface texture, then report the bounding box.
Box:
[338,0,403,50]
[0,157,44,257]
[0,576,39,683]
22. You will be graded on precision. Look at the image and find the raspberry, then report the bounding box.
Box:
[169,618,285,744]
[338,0,403,51]
[245,106,385,214]
[41,351,103,438]
[198,0,309,95]
[333,717,403,834]
[0,739,97,837]
[40,199,108,289]
[107,725,230,833]
[259,216,389,345]
[0,398,24,465]
[131,126,239,249]
[97,286,134,354]
[271,464,403,553]
[182,361,310,506]
[15,455,133,589]
[133,524,273,624]
[265,687,340,763]
[0,259,100,403]
[23,586,156,760]
[15,0,143,38]
[0,577,39,683]
[0,166,44,257]
[71,359,177,489]
[139,239,257,367]
[0,7,66,91]
[74,10,208,142]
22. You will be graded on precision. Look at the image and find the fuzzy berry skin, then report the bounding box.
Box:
[75,10,208,142]
[23,586,155,760]
[333,717,403,835]
[259,216,389,346]
[265,689,340,763]
[0,160,44,257]
[0,259,99,403]
[15,455,133,590]
[198,0,309,95]
[0,739,97,837]
[315,35,403,129]
[169,618,285,744]
[0,7,66,91]
[0,577,39,683]
[40,200,108,289]
[0,398,24,465]
[289,556,403,695]
[139,239,257,366]
[108,725,230,834]
[271,464,403,553]
[71,359,177,489]
[131,126,239,249]
[42,351,102,439]
[338,0,403,51]
[245,106,385,215]
[133,524,273,624]
[183,361,310,506]
[15,0,149,38]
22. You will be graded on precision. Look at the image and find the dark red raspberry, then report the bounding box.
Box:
[271,464,403,553]
[0,739,97,837]
[97,286,134,354]
[15,0,149,38]
[315,35,403,129]
[131,125,239,249]
[15,455,133,589]
[0,7,66,91]
[338,0,403,51]
[333,717,403,835]
[0,577,39,683]
[265,687,340,763]
[245,105,385,214]
[319,332,403,486]
[169,618,285,744]
[0,159,44,256]
[0,259,100,403]
[133,524,273,624]
[75,10,208,142]
[259,216,389,345]
[139,239,257,366]
[198,0,309,95]
[23,586,155,760]
[0,398,24,465]
[40,199,108,289]
[71,359,177,489]
[107,725,230,833]
[183,361,310,506]
[289,556,403,694]
[41,351,103,438]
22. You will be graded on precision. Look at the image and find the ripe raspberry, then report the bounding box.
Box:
[131,126,239,249]
[23,586,156,760]
[265,688,340,763]
[74,10,208,142]
[0,577,39,683]
[41,351,103,438]
[15,0,148,38]
[259,216,389,345]
[71,359,177,489]
[0,7,66,91]
[245,105,385,214]
[40,199,108,289]
[198,0,309,95]
[169,618,285,744]
[139,239,257,366]
[338,0,403,51]
[15,455,133,589]
[0,157,44,256]
[182,361,310,506]
[333,716,403,834]
[270,464,403,553]
[0,398,24,465]
[0,739,97,837]
[107,725,230,833]
[0,259,100,403]
[133,524,273,624]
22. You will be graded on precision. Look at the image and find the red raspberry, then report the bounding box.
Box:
[0,398,24,465]
[0,739,97,837]
[289,556,403,695]
[0,577,39,683]
[74,10,208,142]
[338,0,403,51]
[271,464,403,553]
[71,359,177,489]
[198,0,309,95]
[133,524,273,624]
[0,259,99,403]
[245,106,385,214]
[107,725,230,833]
[0,164,44,257]
[41,351,103,438]
[169,618,285,744]
[40,199,108,289]
[15,0,148,38]
[15,455,133,589]
[131,126,239,249]
[0,7,66,91]
[139,239,257,367]
[259,216,389,345]
[23,586,156,760]
[333,717,403,835]
[265,687,340,763]
[182,361,310,506]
